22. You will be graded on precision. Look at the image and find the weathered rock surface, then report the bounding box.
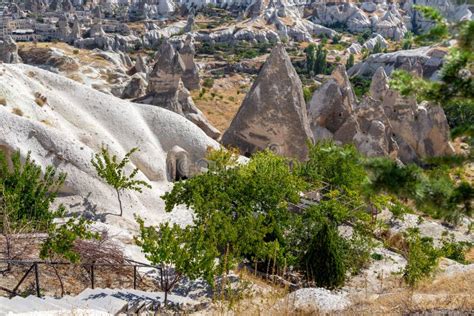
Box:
[0,36,21,64]
[363,34,388,52]
[222,44,313,160]
[348,46,448,79]
[0,63,218,229]
[309,66,453,162]
[178,35,200,91]
[137,41,220,140]
[122,73,147,99]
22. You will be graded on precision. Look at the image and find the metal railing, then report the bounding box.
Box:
[0,258,161,298]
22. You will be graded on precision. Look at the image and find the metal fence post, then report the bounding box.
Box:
[133,266,137,289]
[90,265,94,289]
[34,263,40,297]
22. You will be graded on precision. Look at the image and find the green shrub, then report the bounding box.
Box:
[0,151,66,232]
[303,219,346,288]
[403,229,440,287]
[203,77,214,88]
[439,234,471,264]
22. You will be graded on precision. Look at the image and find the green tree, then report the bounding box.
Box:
[372,41,382,54]
[135,217,216,304]
[91,147,151,216]
[305,44,328,75]
[298,141,367,191]
[0,150,97,292]
[302,218,346,288]
[413,5,449,44]
[403,229,440,287]
[162,149,305,279]
[0,151,66,231]
[40,216,99,296]
[402,32,414,50]
[346,53,355,69]
[305,43,317,75]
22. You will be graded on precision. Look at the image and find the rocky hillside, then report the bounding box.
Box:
[0,63,218,231]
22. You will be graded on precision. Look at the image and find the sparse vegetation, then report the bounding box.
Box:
[391,16,473,143]
[12,108,23,116]
[203,77,214,89]
[34,92,47,107]
[91,147,151,217]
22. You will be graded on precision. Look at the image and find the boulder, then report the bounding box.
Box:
[308,65,358,142]
[178,35,200,91]
[374,5,407,41]
[134,54,149,74]
[363,34,388,52]
[0,36,21,64]
[122,73,147,99]
[348,46,447,79]
[68,17,82,43]
[369,66,389,101]
[347,43,362,55]
[361,2,377,13]
[246,0,264,18]
[222,44,313,160]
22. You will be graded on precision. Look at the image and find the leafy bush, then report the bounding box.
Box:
[302,218,346,288]
[346,53,355,69]
[403,229,440,287]
[349,76,371,98]
[203,77,214,89]
[439,233,471,264]
[332,34,342,44]
[135,217,216,304]
[0,151,66,232]
[299,141,367,191]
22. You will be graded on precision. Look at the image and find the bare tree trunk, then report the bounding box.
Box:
[116,189,123,217]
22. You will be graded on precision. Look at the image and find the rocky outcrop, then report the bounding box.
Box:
[363,34,388,52]
[222,44,313,160]
[309,66,454,162]
[246,0,264,19]
[131,54,148,75]
[348,46,448,79]
[136,41,220,140]
[0,63,218,227]
[374,5,407,41]
[122,73,147,99]
[68,17,82,43]
[178,35,200,91]
[0,36,21,64]
[308,65,359,144]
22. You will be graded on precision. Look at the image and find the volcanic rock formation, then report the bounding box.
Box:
[222,44,313,160]
[0,36,21,64]
[136,41,220,140]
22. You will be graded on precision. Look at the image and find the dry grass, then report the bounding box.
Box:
[12,108,23,116]
[347,269,474,314]
[18,42,112,68]
[0,233,158,298]
[66,73,84,83]
[191,73,251,131]
[34,92,47,107]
